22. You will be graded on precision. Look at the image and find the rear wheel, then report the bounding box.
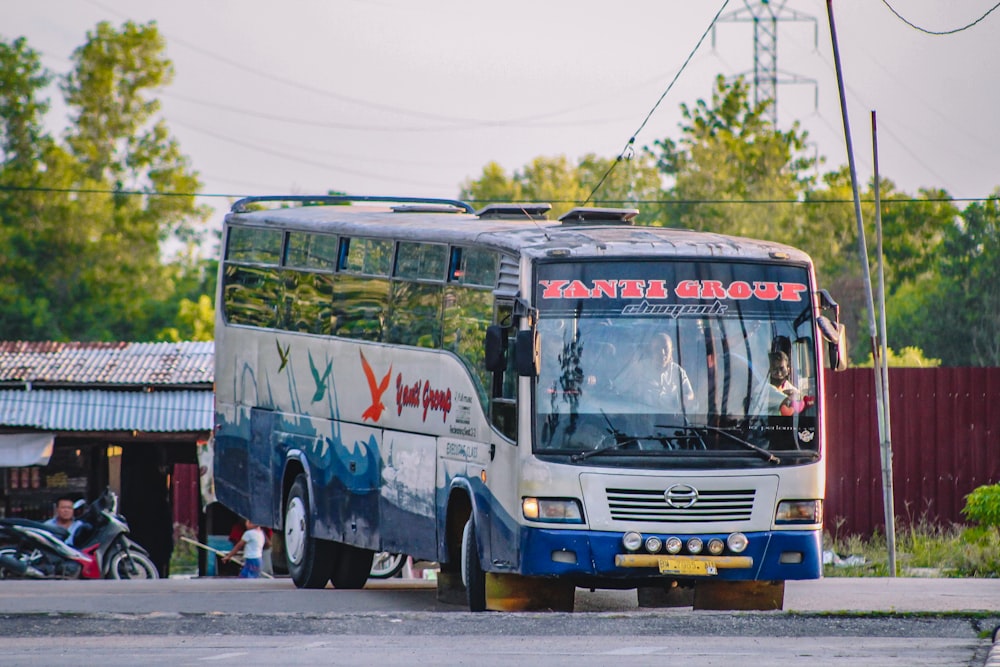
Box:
[107,550,159,579]
[0,547,25,578]
[369,552,407,579]
[461,518,486,612]
[331,543,374,589]
[284,474,336,588]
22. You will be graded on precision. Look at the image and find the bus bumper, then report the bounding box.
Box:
[516,527,822,582]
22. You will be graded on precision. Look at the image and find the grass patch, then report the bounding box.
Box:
[824,517,1000,578]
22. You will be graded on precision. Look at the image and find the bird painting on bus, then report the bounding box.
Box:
[276,339,291,373]
[360,349,392,422]
[308,352,333,403]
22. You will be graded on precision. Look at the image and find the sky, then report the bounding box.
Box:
[7,0,1000,231]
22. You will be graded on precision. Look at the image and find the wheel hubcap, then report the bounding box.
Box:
[285,496,307,565]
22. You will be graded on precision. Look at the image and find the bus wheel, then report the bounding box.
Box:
[331,543,374,589]
[461,518,487,612]
[285,475,336,589]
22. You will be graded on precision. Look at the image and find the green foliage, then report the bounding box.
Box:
[963,484,1000,528]
[459,152,662,220]
[0,22,212,342]
[888,193,1000,366]
[857,346,941,368]
[645,75,816,241]
[824,517,1000,578]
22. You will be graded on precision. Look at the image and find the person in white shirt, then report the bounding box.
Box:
[621,332,696,412]
[750,351,802,416]
[223,518,266,578]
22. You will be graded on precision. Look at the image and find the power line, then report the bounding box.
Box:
[880,0,1000,35]
[584,0,732,204]
[2,184,992,206]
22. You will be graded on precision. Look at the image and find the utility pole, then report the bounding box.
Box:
[713,0,819,124]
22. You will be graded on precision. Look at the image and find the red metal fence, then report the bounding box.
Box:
[825,367,1000,537]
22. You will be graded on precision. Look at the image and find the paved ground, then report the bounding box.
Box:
[1,575,1000,614]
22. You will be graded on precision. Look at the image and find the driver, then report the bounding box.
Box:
[620,332,696,411]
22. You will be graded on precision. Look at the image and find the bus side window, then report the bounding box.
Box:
[491,302,517,441]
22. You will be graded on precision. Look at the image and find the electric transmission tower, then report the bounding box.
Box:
[713,0,818,124]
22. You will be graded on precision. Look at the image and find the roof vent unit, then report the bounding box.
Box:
[391,204,465,214]
[476,203,552,221]
[558,207,639,225]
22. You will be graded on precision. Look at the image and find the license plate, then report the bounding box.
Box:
[657,557,718,576]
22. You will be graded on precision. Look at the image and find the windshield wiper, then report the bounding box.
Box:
[655,423,781,464]
[570,411,647,462]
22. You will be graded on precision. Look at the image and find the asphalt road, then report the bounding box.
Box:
[0,577,998,666]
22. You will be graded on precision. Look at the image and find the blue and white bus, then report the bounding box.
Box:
[212,196,847,611]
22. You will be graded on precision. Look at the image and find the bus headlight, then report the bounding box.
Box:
[707,538,725,555]
[521,497,584,523]
[775,500,823,524]
[644,536,663,553]
[664,536,683,554]
[686,537,704,554]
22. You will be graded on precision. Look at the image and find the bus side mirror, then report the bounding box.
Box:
[515,330,540,378]
[818,315,848,371]
[484,325,506,373]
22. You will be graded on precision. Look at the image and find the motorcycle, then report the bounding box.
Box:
[0,488,159,580]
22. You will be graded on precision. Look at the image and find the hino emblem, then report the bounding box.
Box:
[664,484,699,509]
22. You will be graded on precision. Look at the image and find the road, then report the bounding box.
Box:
[1,577,998,666]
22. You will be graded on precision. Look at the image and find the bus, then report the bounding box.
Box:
[212,195,847,611]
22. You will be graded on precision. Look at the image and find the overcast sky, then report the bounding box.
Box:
[8,0,1000,225]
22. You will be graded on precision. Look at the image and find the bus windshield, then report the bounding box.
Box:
[533,259,819,466]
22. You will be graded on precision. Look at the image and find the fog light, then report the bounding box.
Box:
[644,536,663,553]
[623,531,643,552]
[552,549,577,564]
[707,538,725,555]
[727,532,749,553]
[686,537,703,554]
[779,551,803,564]
[665,536,683,554]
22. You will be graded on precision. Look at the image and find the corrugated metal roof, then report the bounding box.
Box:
[0,341,214,387]
[0,389,212,432]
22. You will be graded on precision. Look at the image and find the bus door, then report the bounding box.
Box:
[248,408,277,525]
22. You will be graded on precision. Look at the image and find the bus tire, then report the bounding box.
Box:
[369,552,407,579]
[462,518,487,612]
[285,474,335,589]
[330,543,374,589]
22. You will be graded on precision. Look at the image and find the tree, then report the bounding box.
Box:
[889,194,1000,365]
[460,153,662,221]
[0,22,211,342]
[646,75,816,242]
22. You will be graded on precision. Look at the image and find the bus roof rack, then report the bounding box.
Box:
[558,207,639,225]
[230,195,475,214]
[391,204,465,214]
[476,203,552,221]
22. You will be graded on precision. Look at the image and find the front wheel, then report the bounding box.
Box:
[285,474,336,588]
[107,550,159,579]
[461,519,487,612]
[369,552,407,579]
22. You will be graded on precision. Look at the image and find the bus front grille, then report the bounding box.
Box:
[606,487,756,523]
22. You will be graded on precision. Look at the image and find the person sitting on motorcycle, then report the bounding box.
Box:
[43,495,89,547]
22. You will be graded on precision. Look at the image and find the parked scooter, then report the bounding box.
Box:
[0,488,159,579]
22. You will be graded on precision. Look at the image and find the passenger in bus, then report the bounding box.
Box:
[618,332,695,412]
[750,350,803,416]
